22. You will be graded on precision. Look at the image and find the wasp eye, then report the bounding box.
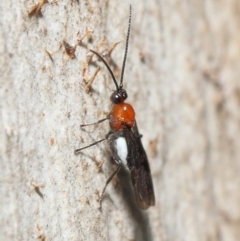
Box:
[110,91,121,104]
[121,89,128,101]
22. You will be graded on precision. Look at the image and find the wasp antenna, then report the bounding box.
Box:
[119,5,132,89]
[90,50,119,92]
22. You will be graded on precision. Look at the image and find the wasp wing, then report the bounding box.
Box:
[123,121,155,209]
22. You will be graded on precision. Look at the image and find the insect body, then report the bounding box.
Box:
[75,6,155,210]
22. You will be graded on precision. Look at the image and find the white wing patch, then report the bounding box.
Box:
[115,137,128,167]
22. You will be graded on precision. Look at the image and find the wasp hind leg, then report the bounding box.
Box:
[99,131,125,211]
[99,164,121,211]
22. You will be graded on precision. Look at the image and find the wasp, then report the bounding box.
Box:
[75,6,155,210]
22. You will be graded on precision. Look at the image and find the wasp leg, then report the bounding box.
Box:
[80,116,109,128]
[99,164,121,211]
[99,130,125,210]
[74,137,107,154]
[74,118,111,154]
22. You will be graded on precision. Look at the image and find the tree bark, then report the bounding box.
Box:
[1,0,240,241]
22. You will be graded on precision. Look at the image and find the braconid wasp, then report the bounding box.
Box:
[75,5,155,210]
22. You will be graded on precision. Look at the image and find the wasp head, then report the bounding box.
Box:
[110,89,128,104]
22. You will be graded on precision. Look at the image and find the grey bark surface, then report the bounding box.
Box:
[1,0,240,241]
